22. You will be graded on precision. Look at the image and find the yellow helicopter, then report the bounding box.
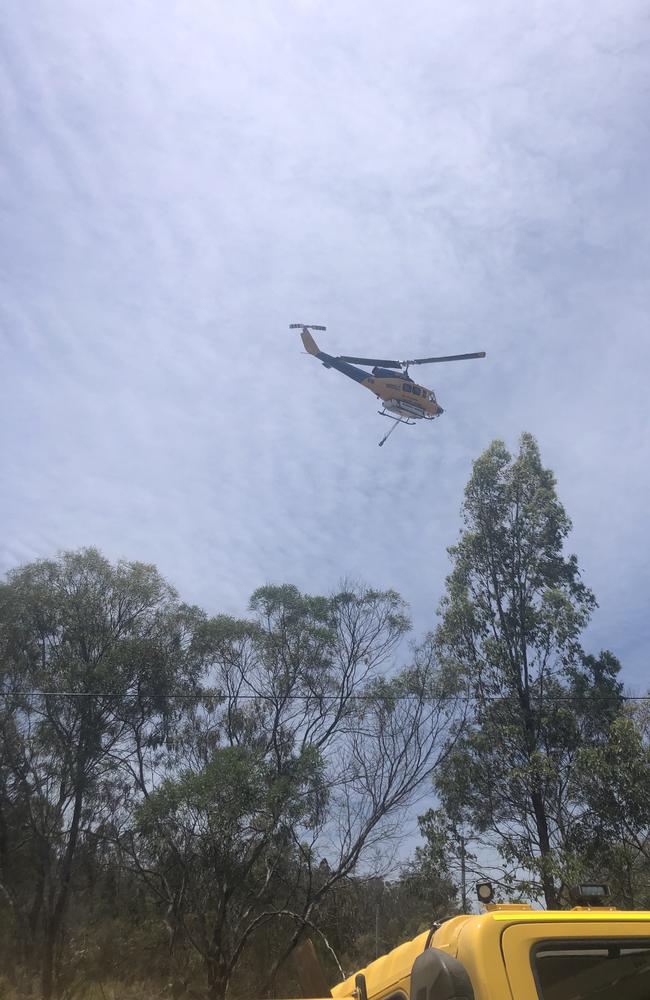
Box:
[291,324,486,446]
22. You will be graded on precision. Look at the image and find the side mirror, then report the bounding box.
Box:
[410,948,474,1000]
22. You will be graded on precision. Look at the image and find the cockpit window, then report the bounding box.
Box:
[412,386,421,396]
[403,384,412,392]
[532,938,650,999]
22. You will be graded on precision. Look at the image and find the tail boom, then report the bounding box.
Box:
[291,323,368,384]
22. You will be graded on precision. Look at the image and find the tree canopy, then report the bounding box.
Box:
[429,434,627,906]
[0,435,646,1000]
[0,559,460,1000]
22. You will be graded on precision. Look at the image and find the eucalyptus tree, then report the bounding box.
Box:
[573,702,650,907]
[131,584,461,1000]
[431,434,623,907]
[0,548,208,999]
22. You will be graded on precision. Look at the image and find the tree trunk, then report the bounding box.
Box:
[206,960,229,1000]
[520,688,559,910]
[41,930,56,1000]
[530,788,559,908]
[41,761,86,999]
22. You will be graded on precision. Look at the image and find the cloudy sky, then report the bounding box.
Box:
[2,0,649,692]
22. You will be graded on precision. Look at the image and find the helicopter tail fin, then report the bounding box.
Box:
[290,323,326,355]
[300,328,320,356]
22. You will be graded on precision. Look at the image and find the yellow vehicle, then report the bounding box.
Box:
[329,885,650,1000]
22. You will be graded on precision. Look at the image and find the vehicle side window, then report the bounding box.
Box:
[403,384,412,392]
[532,938,650,1000]
[412,386,421,396]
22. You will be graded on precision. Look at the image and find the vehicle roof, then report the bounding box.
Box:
[431,908,650,945]
[331,909,650,998]
[489,906,650,922]
[486,907,650,922]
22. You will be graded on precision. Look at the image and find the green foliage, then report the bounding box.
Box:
[570,705,650,906]
[0,548,209,998]
[128,579,451,1000]
[136,742,327,885]
[575,710,650,837]
[315,868,457,978]
[431,434,624,906]
[0,564,450,1000]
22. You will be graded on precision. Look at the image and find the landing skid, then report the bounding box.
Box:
[377,410,416,447]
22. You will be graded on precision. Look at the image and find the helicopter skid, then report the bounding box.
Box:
[378,410,416,426]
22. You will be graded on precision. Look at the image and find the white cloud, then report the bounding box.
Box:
[2,0,649,688]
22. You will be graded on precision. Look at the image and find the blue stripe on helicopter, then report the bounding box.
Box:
[317,354,368,384]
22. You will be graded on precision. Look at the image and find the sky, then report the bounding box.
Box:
[2,0,650,697]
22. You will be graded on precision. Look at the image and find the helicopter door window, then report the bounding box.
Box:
[403,384,412,392]
[412,386,421,396]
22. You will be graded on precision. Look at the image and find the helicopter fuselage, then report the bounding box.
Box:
[317,354,443,419]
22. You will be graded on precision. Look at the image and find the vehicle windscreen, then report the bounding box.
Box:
[532,938,650,1000]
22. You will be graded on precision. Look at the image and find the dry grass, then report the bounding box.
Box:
[0,977,169,1000]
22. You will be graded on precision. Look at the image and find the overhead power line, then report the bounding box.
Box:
[0,691,648,703]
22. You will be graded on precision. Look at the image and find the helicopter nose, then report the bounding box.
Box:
[438,406,445,415]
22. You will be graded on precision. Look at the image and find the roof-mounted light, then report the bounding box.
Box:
[569,883,611,906]
[476,881,495,905]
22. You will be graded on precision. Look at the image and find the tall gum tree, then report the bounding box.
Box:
[0,548,208,999]
[431,434,623,907]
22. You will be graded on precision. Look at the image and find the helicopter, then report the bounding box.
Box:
[291,324,486,446]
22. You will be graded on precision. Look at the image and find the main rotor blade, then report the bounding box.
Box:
[336,356,403,368]
[403,351,486,366]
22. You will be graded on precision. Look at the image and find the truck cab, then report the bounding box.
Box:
[330,896,650,1000]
